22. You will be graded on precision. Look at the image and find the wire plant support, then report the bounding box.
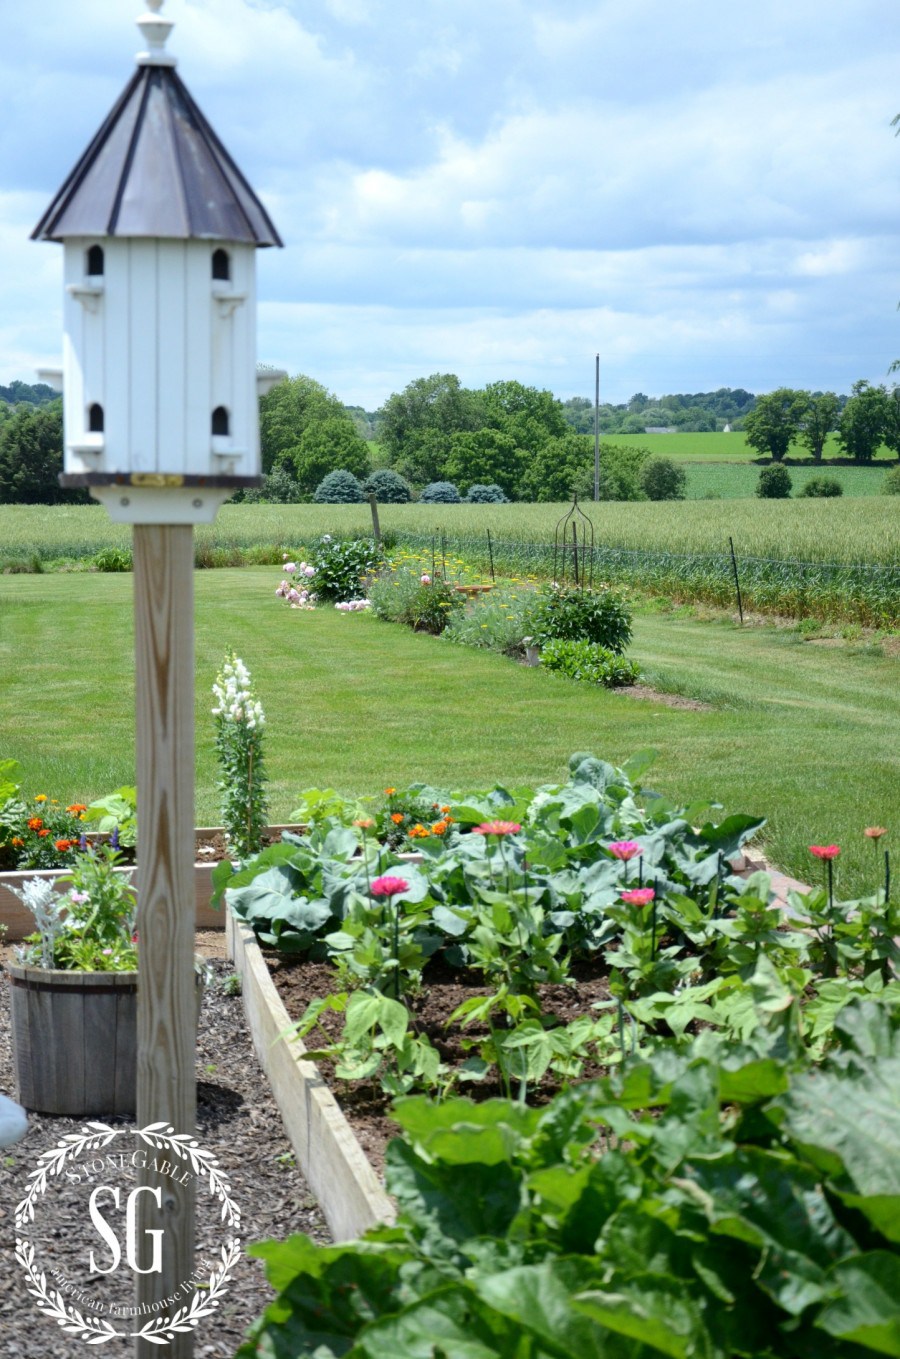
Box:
[553,495,595,589]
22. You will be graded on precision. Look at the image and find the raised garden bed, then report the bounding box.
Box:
[0,825,301,941]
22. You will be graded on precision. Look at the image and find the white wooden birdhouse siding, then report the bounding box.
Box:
[33,1,281,524]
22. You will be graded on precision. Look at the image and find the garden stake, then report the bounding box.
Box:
[617,997,626,1063]
[431,535,436,580]
[729,536,744,623]
[487,528,496,581]
[886,850,891,903]
[392,901,400,1000]
[828,857,834,914]
[441,532,447,580]
[651,893,657,961]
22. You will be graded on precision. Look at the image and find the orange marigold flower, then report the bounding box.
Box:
[34,794,47,803]
[384,787,396,796]
[66,803,88,814]
[37,829,50,838]
[55,838,75,851]
[390,812,404,825]
[431,821,448,835]
[11,836,24,848]
[441,806,451,814]
[408,823,429,838]
[27,817,44,831]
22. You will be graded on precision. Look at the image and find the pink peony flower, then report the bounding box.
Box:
[371,875,410,898]
[608,840,642,861]
[619,888,655,907]
[304,564,316,578]
[284,562,298,573]
[809,844,840,861]
[472,820,521,836]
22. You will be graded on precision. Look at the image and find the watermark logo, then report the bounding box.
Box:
[14,1122,241,1347]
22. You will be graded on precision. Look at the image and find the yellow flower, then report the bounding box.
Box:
[34,794,47,803]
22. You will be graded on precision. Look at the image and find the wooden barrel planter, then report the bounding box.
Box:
[8,965,138,1116]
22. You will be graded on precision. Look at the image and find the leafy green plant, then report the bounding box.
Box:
[82,785,137,848]
[540,638,640,686]
[442,586,531,654]
[211,652,268,863]
[92,545,133,571]
[526,582,633,652]
[13,844,137,971]
[0,760,88,869]
[309,535,381,602]
[640,456,686,500]
[370,572,462,634]
[241,1000,900,1359]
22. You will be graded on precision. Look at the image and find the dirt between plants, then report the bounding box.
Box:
[266,953,614,1178]
[0,932,329,1359]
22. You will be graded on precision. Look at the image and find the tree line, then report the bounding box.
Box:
[1,372,897,506]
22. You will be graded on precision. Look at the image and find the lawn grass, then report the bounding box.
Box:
[1,568,896,898]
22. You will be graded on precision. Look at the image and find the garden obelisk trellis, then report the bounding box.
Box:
[32,4,281,1352]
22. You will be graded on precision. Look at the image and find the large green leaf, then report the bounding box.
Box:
[475,1259,610,1359]
[815,1253,900,1355]
[391,1095,540,1164]
[574,1276,713,1359]
[778,1056,900,1241]
[385,1138,523,1246]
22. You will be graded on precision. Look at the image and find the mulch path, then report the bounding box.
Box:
[0,932,329,1359]
[266,953,614,1177]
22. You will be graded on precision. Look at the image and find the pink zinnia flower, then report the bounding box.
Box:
[809,845,840,861]
[864,826,888,840]
[420,574,432,585]
[472,821,521,836]
[608,840,642,861]
[370,875,410,897]
[619,888,655,907]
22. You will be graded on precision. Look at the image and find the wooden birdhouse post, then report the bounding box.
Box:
[32,4,281,1352]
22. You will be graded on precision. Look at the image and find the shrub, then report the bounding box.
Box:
[540,638,640,687]
[363,469,412,503]
[882,465,900,495]
[311,537,381,602]
[640,456,686,501]
[466,483,508,503]
[525,583,632,653]
[369,573,462,634]
[313,469,365,503]
[756,464,792,498]
[93,546,133,572]
[799,475,843,498]
[597,444,651,501]
[419,481,461,503]
[443,587,530,654]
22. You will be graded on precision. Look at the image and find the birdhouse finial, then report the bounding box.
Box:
[136,0,176,67]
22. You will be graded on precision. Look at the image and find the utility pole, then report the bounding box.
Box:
[593,353,600,501]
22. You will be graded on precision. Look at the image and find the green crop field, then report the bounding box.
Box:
[682,462,891,499]
[2,495,897,625]
[600,430,897,463]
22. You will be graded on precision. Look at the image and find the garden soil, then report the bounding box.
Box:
[266,953,614,1178]
[0,931,329,1359]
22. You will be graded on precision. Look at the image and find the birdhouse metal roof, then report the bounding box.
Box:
[32,45,281,247]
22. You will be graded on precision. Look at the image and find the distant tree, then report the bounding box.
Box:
[481,380,567,454]
[837,380,888,463]
[378,374,482,466]
[363,469,411,503]
[561,397,594,435]
[0,380,59,407]
[744,389,808,462]
[313,469,365,503]
[640,457,686,500]
[0,403,84,504]
[798,392,840,461]
[259,374,347,473]
[521,433,593,502]
[756,464,792,498]
[393,428,453,487]
[880,386,900,461]
[445,428,526,499]
[599,444,652,501]
[279,418,370,496]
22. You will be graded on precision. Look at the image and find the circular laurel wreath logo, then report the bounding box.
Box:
[14,1121,242,1346]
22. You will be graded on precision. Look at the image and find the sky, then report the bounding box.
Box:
[2,0,899,411]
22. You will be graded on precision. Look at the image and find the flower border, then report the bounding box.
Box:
[14,1122,241,1347]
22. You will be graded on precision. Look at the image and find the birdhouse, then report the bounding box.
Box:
[31,0,282,524]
